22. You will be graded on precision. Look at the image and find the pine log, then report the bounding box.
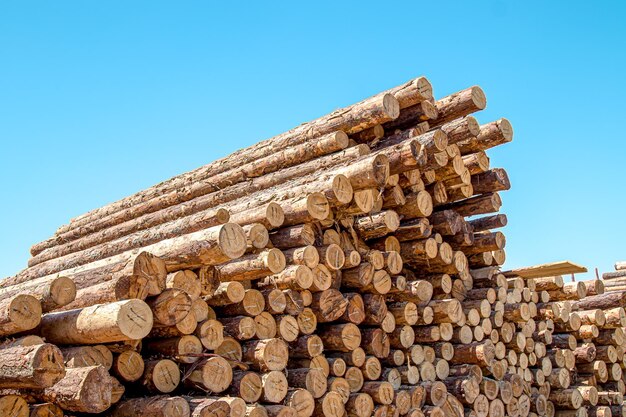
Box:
[0,276,76,313]
[108,395,191,417]
[0,344,64,389]
[15,223,247,282]
[39,299,153,344]
[32,365,112,413]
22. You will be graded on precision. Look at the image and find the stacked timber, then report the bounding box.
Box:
[602,262,626,282]
[0,74,560,417]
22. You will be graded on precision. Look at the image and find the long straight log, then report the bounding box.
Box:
[13,224,246,283]
[52,91,400,239]
[39,299,153,345]
[0,276,76,313]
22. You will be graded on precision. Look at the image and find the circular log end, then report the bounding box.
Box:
[341,323,362,351]
[255,312,278,339]
[471,86,487,110]
[498,118,513,141]
[333,131,350,149]
[263,338,289,371]
[320,392,346,417]
[465,115,481,136]
[416,191,434,217]
[332,175,354,205]
[219,223,248,259]
[201,356,233,393]
[324,244,346,271]
[177,335,203,363]
[0,395,29,417]
[422,100,439,120]
[372,154,391,186]
[415,76,433,101]
[215,207,231,224]
[266,248,287,274]
[306,193,331,221]
[248,223,270,249]
[382,93,400,119]
[263,370,289,403]
[50,276,77,306]
[266,202,286,228]
[9,294,42,331]
[119,299,154,340]
[424,238,438,259]
[135,252,167,296]
[216,336,242,361]
[164,398,191,417]
[115,350,144,382]
[438,243,453,265]
[433,130,449,151]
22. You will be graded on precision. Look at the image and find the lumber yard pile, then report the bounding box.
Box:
[0,75,620,417]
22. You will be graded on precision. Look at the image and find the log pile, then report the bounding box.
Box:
[0,75,621,417]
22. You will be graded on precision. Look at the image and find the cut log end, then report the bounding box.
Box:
[471,86,487,110]
[8,294,42,331]
[118,299,154,340]
[218,223,249,260]
[382,93,401,119]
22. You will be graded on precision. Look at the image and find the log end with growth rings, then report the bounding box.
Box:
[470,86,487,110]
[306,193,331,221]
[117,299,154,340]
[49,276,77,306]
[381,93,401,120]
[218,223,248,260]
[8,294,42,331]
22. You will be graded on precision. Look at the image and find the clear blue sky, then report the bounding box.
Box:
[1,1,624,279]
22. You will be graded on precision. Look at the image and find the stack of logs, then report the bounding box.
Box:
[602,262,626,283]
[0,74,618,417]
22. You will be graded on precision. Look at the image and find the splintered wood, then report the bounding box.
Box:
[0,75,620,417]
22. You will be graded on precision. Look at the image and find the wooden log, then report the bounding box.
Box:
[457,119,513,155]
[31,365,112,413]
[0,344,64,389]
[39,299,153,345]
[15,223,247,282]
[0,295,42,338]
[108,395,191,417]
[61,344,113,369]
[429,86,486,128]
[0,276,76,313]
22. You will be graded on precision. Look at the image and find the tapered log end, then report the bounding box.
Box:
[247,223,270,249]
[333,131,350,149]
[382,93,401,119]
[218,223,248,260]
[471,86,487,110]
[9,294,42,331]
[118,299,154,340]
